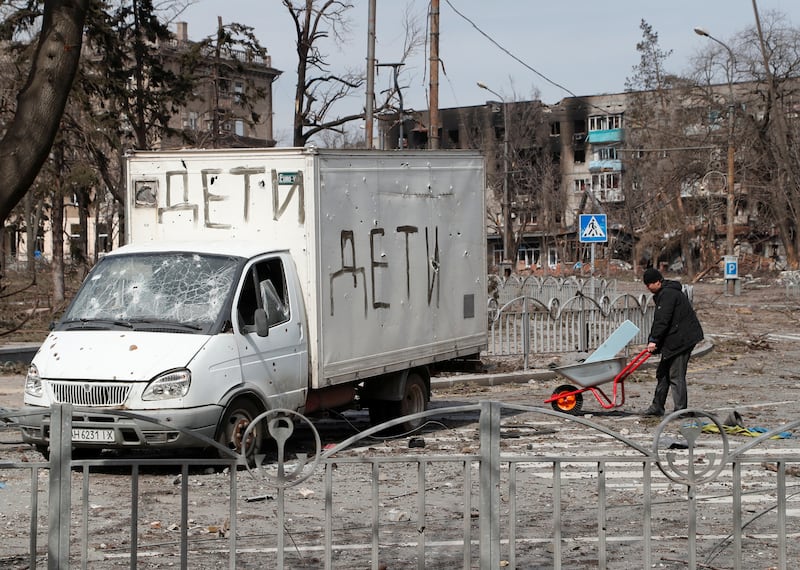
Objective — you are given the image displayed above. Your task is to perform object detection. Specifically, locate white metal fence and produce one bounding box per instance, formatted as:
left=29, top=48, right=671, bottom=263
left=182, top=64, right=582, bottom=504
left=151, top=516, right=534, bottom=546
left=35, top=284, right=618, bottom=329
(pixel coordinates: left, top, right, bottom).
left=487, top=290, right=655, bottom=368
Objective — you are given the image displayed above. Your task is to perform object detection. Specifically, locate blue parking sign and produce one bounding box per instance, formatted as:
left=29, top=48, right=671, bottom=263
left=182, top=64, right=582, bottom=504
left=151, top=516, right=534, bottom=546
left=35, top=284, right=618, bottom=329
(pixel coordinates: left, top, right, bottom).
left=579, top=214, right=607, bottom=243
left=724, top=255, right=738, bottom=279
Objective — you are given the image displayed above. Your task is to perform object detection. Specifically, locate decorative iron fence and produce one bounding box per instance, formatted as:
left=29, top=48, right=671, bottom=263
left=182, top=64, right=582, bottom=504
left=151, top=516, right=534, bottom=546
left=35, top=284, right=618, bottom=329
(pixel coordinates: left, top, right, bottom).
left=488, top=275, right=618, bottom=308
left=1, top=403, right=798, bottom=569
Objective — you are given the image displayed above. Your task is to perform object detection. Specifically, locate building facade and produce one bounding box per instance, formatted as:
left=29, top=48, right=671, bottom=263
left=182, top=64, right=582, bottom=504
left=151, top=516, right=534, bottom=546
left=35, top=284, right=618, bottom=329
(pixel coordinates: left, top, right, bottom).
left=161, top=22, right=281, bottom=149
left=384, top=82, right=781, bottom=275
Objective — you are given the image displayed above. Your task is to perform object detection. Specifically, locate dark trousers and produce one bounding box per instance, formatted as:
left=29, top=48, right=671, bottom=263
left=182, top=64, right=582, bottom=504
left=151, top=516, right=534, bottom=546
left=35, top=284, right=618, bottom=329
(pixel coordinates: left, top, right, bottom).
left=651, top=348, right=692, bottom=413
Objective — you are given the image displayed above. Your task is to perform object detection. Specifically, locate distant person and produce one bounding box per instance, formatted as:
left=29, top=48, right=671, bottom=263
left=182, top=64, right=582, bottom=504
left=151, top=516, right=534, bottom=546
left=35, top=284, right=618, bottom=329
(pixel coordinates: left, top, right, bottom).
left=640, top=268, right=704, bottom=417
left=503, top=267, right=512, bottom=280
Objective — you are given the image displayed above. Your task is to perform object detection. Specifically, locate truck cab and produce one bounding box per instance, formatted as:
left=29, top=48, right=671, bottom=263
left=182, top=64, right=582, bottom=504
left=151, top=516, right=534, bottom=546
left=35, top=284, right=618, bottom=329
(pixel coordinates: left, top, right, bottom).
left=21, top=243, right=308, bottom=457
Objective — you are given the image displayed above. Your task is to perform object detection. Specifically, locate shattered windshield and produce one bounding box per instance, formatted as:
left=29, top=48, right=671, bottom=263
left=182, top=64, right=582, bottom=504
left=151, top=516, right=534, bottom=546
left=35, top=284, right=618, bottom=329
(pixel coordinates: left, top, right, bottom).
left=60, top=252, right=240, bottom=331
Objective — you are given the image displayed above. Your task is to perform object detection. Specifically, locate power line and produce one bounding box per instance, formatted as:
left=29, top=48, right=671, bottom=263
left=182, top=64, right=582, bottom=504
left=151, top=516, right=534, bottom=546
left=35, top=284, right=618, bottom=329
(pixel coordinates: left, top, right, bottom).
left=441, top=0, right=730, bottom=150
left=443, top=0, right=578, bottom=99
left=441, top=0, right=642, bottom=122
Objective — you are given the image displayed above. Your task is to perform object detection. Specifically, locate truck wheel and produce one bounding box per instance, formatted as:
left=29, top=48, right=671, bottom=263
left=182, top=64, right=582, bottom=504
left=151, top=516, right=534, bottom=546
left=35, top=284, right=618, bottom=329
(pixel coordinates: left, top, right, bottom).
left=368, top=374, right=429, bottom=433
left=385, top=373, right=429, bottom=433
left=398, top=373, right=428, bottom=428
left=216, top=398, right=264, bottom=462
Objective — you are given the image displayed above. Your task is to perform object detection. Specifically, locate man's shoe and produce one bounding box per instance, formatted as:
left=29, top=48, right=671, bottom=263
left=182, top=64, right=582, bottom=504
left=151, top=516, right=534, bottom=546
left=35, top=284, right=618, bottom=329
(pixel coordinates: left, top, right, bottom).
left=641, top=407, right=664, bottom=417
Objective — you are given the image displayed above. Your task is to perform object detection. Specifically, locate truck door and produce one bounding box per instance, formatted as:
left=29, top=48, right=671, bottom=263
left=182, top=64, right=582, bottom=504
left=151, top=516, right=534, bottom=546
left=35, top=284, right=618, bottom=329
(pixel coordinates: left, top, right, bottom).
left=234, top=256, right=308, bottom=411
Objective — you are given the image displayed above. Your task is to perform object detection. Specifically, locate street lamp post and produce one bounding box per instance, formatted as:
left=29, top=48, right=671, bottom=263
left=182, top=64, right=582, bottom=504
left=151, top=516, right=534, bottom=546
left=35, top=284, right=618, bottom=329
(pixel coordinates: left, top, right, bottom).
left=477, top=82, right=513, bottom=267
left=694, top=28, right=737, bottom=257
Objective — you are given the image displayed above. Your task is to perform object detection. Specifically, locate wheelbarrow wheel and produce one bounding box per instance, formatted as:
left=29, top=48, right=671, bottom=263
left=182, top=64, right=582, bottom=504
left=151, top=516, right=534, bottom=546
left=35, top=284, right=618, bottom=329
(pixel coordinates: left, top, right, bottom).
left=551, top=384, right=583, bottom=415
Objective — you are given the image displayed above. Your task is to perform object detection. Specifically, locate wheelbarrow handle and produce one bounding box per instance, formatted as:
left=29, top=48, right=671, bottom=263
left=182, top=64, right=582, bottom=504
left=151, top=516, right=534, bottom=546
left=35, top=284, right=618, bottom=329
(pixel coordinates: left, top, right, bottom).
left=614, top=349, right=652, bottom=382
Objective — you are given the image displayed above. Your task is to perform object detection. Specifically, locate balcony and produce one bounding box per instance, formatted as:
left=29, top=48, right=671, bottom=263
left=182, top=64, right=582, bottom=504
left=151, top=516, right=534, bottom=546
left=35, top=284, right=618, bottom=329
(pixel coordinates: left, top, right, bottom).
left=589, top=159, right=623, bottom=172
left=586, top=128, right=623, bottom=144
left=593, top=188, right=625, bottom=203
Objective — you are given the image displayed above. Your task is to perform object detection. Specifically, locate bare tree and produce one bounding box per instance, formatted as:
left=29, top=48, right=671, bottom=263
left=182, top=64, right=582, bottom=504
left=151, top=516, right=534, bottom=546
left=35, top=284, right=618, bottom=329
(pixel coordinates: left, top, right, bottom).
left=624, top=20, right=707, bottom=277
left=505, top=99, right=562, bottom=269
left=738, top=8, right=800, bottom=268
left=466, top=89, right=558, bottom=269
left=684, top=10, right=800, bottom=271
left=283, top=0, right=381, bottom=147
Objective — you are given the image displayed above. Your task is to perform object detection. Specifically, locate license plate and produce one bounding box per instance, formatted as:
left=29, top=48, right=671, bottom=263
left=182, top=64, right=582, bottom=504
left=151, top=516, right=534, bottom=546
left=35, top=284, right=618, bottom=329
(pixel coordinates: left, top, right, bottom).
left=71, top=428, right=115, bottom=443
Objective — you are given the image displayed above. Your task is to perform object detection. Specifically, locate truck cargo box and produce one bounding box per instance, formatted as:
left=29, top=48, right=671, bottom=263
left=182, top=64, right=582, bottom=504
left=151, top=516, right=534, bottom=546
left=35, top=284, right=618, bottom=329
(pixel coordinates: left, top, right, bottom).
left=126, top=148, right=487, bottom=389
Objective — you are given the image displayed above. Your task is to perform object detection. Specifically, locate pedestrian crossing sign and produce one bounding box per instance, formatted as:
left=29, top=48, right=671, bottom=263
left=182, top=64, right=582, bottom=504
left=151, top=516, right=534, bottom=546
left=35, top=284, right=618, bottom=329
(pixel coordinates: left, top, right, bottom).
left=579, top=214, right=608, bottom=243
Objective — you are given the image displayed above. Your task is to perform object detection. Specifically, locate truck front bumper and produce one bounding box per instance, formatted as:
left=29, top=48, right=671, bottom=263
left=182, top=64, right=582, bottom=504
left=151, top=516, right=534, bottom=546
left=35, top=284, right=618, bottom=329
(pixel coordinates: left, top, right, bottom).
left=18, top=404, right=223, bottom=449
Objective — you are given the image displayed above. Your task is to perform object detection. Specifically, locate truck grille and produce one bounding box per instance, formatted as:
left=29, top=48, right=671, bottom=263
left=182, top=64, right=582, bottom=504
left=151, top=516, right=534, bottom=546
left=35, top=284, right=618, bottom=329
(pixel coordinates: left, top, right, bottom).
left=48, top=381, right=132, bottom=406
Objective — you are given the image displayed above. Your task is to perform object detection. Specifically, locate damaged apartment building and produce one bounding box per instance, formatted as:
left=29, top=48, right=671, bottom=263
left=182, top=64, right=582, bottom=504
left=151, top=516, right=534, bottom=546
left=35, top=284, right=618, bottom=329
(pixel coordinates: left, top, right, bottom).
left=385, top=84, right=787, bottom=275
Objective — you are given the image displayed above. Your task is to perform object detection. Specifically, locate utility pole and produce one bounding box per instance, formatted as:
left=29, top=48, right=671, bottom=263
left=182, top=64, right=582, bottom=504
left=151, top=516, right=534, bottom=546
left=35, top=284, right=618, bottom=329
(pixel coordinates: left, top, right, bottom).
left=364, top=0, right=376, bottom=149
left=428, top=0, right=440, bottom=149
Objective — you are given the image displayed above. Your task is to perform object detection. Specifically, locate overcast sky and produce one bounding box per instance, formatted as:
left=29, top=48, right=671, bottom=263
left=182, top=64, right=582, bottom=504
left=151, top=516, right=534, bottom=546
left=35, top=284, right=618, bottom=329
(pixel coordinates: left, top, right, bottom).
left=177, top=0, right=800, bottom=145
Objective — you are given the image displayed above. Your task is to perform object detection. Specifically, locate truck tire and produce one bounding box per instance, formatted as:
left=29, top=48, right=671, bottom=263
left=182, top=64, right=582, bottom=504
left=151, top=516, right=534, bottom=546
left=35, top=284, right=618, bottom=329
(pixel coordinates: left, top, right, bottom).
left=367, top=372, right=430, bottom=433
left=398, top=373, right=428, bottom=430
left=216, top=398, right=264, bottom=462
left=370, top=373, right=429, bottom=433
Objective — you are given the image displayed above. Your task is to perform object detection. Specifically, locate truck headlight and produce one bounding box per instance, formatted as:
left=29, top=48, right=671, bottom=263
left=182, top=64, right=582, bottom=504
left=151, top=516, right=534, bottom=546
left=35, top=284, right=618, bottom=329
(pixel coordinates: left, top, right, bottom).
left=142, top=369, right=191, bottom=401
left=25, top=364, right=43, bottom=397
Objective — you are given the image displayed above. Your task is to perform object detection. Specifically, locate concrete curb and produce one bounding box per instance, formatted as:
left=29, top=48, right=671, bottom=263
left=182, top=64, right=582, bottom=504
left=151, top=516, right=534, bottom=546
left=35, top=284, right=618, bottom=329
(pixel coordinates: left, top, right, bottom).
left=0, top=343, right=39, bottom=364
left=431, top=340, right=715, bottom=389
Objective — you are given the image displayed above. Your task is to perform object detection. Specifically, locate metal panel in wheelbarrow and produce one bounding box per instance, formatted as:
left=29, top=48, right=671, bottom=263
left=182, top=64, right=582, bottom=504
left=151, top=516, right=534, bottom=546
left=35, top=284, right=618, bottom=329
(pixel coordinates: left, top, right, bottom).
left=554, top=356, right=627, bottom=388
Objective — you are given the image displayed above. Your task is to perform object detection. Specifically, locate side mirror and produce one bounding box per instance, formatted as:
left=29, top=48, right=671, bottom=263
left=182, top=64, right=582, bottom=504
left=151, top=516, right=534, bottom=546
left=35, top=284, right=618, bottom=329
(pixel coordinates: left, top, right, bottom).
left=254, top=308, right=269, bottom=337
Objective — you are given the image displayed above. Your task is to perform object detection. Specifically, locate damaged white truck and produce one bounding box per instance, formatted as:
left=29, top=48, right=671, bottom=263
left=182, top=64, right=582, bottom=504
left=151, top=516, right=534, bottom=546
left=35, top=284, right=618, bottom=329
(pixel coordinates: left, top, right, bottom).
left=20, top=147, right=487, bottom=457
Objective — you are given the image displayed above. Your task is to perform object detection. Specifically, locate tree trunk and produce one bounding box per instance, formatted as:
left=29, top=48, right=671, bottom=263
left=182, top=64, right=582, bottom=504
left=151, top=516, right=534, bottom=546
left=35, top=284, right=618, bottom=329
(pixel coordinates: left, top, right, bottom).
left=0, top=0, right=89, bottom=224
left=24, top=192, right=43, bottom=279
left=51, top=188, right=65, bottom=304
left=50, top=143, right=67, bottom=303
left=77, top=185, right=90, bottom=273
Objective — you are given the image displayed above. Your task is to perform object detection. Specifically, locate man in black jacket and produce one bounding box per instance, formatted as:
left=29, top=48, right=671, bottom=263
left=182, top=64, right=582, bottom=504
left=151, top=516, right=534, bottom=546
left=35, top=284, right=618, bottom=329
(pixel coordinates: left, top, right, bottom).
left=641, top=268, right=704, bottom=416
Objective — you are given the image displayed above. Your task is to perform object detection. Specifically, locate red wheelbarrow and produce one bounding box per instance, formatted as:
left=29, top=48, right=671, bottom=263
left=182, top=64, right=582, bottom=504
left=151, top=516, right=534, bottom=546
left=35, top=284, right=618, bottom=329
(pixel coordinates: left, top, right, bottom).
left=544, top=349, right=651, bottom=415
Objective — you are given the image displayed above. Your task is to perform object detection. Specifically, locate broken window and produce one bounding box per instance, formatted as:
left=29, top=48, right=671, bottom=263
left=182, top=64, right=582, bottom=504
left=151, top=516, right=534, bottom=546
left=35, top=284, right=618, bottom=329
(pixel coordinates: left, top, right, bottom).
left=589, top=114, right=623, bottom=131
left=592, top=173, right=621, bottom=190
left=60, top=252, right=240, bottom=329
left=573, top=178, right=589, bottom=193
left=237, top=257, right=290, bottom=333
left=596, top=147, right=619, bottom=160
